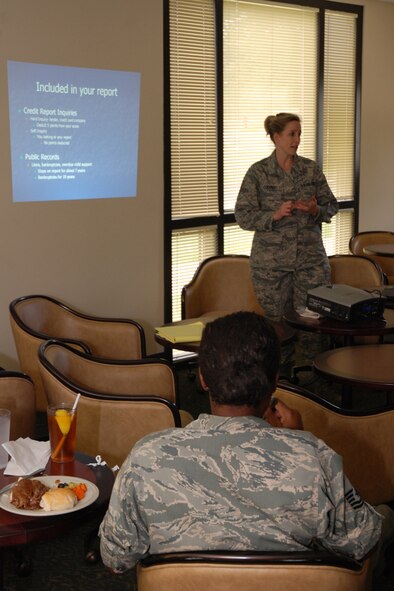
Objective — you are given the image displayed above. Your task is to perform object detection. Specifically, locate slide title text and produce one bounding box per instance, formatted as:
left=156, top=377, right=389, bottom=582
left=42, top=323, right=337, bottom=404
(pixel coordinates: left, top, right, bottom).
left=36, top=82, right=118, bottom=98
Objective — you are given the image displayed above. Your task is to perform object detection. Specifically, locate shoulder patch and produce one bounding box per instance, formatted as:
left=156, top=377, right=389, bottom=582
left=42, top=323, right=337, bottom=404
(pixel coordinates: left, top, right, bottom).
left=345, top=488, right=364, bottom=510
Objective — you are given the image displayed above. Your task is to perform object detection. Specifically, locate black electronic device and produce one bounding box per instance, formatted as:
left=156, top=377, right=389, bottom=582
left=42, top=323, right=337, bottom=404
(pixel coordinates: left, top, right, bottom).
left=306, top=284, right=385, bottom=322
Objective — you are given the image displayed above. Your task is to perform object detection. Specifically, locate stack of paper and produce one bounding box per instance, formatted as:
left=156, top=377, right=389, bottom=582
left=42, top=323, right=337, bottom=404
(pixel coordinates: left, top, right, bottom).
left=155, top=321, right=204, bottom=343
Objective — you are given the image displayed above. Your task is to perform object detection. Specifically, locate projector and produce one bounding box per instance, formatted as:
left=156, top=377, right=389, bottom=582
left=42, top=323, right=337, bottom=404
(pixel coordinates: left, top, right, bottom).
left=306, top=284, right=385, bottom=322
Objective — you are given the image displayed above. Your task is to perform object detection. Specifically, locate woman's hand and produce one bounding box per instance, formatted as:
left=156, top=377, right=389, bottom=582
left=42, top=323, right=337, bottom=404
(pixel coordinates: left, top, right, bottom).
left=293, top=195, right=318, bottom=216
left=264, top=399, right=304, bottom=430
left=272, top=200, right=294, bottom=221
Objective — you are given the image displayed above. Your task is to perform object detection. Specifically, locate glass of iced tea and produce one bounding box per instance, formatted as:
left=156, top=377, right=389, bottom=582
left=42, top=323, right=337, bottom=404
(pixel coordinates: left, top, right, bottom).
left=47, top=403, right=77, bottom=463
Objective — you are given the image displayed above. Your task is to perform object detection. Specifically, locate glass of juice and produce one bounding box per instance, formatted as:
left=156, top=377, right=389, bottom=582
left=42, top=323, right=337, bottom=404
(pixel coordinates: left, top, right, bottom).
left=47, top=403, right=77, bottom=463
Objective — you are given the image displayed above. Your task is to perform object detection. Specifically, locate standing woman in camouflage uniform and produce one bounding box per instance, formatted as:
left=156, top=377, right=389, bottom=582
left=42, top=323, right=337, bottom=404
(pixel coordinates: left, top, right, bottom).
left=235, top=112, right=338, bottom=371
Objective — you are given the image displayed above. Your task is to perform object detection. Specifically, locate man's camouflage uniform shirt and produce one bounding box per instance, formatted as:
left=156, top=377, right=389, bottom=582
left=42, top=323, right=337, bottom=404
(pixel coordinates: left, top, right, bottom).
left=99, top=414, right=381, bottom=573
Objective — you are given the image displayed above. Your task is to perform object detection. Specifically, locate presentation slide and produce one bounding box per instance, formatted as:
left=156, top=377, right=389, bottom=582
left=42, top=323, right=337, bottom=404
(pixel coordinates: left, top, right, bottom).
left=7, top=61, right=141, bottom=202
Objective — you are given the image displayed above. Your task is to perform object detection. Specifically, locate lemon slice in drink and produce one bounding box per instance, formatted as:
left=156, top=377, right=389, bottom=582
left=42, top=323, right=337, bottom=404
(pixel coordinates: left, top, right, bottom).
left=55, top=409, right=71, bottom=435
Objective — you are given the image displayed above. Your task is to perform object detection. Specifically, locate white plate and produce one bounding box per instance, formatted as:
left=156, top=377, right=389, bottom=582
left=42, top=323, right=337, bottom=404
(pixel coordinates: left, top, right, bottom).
left=0, top=476, right=99, bottom=517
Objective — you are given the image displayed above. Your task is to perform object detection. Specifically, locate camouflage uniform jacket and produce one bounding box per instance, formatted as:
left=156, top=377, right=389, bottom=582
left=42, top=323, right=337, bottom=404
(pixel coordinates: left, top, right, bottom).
left=234, top=151, right=338, bottom=271
left=99, top=414, right=381, bottom=573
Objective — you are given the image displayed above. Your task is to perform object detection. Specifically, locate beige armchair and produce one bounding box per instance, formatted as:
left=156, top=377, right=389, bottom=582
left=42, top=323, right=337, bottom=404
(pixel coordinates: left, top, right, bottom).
left=9, top=294, right=146, bottom=411
left=38, top=340, right=193, bottom=467
left=137, top=550, right=372, bottom=591
left=182, top=255, right=264, bottom=319
left=349, top=231, right=394, bottom=284
left=0, top=371, right=36, bottom=440
left=137, top=384, right=386, bottom=591
left=274, top=382, right=394, bottom=506
left=329, top=254, right=385, bottom=288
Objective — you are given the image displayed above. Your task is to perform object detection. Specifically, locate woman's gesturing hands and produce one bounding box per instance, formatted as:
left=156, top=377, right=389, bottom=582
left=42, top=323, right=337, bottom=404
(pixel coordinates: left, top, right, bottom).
left=272, top=200, right=294, bottom=221
left=273, top=196, right=318, bottom=221
left=293, top=195, right=318, bottom=216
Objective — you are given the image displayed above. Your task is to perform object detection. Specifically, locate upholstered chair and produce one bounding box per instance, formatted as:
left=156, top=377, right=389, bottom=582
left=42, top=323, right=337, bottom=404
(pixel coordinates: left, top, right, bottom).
left=329, top=254, right=385, bottom=289
left=38, top=340, right=193, bottom=467
left=10, top=294, right=146, bottom=411
left=274, top=382, right=394, bottom=506
left=0, top=371, right=36, bottom=440
left=137, top=550, right=372, bottom=591
left=182, top=255, right=264, bottom=319
left=349, top=231, right=394, bottom=284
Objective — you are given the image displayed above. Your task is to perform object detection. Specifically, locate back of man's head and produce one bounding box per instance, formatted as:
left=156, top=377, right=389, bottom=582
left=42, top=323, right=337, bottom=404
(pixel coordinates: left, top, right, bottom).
left=199, top=311, right=281, bottom=408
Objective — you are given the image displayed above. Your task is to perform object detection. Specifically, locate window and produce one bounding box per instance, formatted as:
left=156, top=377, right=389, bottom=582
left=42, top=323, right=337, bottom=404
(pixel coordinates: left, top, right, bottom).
left=223, top=1, right=318, bottom=211
left=164, top=0, right=363, bottom=321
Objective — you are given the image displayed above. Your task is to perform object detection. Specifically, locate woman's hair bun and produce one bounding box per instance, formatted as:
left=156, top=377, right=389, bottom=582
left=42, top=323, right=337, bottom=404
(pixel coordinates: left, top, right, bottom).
left=264, top=112, right=300, bottom=141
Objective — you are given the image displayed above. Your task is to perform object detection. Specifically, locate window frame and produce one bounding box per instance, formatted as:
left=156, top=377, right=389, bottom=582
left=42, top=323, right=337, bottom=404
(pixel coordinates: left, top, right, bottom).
left=163, top=0, right=363, bottom=322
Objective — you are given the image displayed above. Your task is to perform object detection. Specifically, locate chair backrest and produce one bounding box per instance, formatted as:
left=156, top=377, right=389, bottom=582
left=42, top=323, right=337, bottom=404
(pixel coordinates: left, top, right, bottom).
left=9, top=295, right=146, bottom=411
left=0, top=371, right=36, bottom=440
left=181, top=255, right=264, bottom=319
left=274, top=383, right=394, bottom=506
left=349, top=231, right=394, bottom=283
left=38, top=342, right=185, bottom=467
left=39, top=340, right=179, bottom=405
left=328, top=255, right=385, bottom=344
left=137, top=551, right=371, bottom=591
left=329, top=254, right=384, bottom=288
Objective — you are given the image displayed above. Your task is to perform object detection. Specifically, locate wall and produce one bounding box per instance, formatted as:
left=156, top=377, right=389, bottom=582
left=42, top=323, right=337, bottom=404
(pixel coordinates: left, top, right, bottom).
left=0, top=0, right=164, bottom=367
left=359, top=0, right=394, bottom=230
left=0, top=0, right=393, bottom=369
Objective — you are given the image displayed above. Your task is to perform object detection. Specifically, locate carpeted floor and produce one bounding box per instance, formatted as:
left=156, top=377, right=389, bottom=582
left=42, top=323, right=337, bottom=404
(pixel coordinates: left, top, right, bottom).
left=2, top=362, right=393, bottom=590
left=3, top=518, right=136, bottom=590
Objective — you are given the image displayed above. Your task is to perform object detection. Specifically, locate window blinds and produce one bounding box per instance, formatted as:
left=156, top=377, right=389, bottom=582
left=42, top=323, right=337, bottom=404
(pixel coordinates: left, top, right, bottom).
left=323, top=10, right=357, bottom=201
left=167, top=0, right=360, bottom=321
left=223, top=0, right=318, bottom=211
left=169, top=0, right=218, bottom=219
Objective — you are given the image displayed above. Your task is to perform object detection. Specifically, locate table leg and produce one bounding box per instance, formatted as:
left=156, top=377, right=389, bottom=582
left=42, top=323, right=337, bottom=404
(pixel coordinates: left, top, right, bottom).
left=0, top=550, right=4, bottom=591
left=341, top=385, right=353, bottom=409
left=14, top=547, right=33, bottom=577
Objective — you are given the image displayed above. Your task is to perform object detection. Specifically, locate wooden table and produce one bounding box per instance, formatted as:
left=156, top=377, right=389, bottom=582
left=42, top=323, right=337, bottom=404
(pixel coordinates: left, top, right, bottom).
left=284, top=308, right=394, bottom=346
left=155, top=313, right=296, bottom=354
left=0, top=453, right=114, bottom=587
left=313, top=344, right=394, bottom=408
left=363, top=243, right=394, bottom=257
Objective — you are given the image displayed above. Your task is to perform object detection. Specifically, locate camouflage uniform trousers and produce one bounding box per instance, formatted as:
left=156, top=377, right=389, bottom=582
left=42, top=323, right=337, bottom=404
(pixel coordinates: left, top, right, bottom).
left=251, top=255, right=331, bottom=375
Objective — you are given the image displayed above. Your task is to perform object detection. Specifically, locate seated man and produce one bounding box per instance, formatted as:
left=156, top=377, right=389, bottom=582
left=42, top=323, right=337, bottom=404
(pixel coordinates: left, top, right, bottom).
left=99, top=311, right=382, bottom=574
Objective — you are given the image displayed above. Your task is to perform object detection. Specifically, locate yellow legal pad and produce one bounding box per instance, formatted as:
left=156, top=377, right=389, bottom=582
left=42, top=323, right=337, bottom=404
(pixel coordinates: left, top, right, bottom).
left=155, top=321, right=204, bottom=343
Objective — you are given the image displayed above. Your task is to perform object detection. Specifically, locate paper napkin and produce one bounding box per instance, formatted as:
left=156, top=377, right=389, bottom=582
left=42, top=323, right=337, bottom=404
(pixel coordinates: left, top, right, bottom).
left=295, top=307, right=320, bottom=319
left=2, top=437, right=51, bottom=476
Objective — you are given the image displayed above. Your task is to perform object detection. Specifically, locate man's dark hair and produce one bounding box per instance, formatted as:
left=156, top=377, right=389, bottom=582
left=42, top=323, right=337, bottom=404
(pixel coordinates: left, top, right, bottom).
left=199, top=311, right=281, bottom=407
